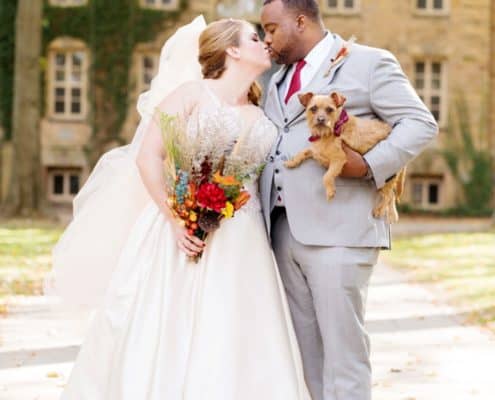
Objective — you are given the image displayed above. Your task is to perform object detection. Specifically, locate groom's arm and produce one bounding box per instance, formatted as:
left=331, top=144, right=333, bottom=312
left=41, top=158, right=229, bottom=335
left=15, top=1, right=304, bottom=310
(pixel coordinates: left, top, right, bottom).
left=361, top=49, right=439, bottom=189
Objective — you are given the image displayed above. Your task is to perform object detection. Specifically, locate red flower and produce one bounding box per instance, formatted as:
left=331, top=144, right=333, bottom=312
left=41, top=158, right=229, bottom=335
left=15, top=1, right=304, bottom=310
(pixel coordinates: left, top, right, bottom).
left=196, top=183, right=227, bottom=213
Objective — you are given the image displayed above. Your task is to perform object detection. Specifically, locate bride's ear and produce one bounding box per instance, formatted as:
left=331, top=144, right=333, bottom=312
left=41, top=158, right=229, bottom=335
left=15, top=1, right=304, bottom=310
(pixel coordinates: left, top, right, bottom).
left=226, top=46, right=241, bottom=60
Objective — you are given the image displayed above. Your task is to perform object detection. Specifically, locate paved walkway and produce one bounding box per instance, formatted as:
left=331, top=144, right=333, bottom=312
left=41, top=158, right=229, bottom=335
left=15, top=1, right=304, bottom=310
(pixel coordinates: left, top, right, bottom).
left=1, top=261, right=494, bottom=400
left=391, top=216, right=493, bottom=237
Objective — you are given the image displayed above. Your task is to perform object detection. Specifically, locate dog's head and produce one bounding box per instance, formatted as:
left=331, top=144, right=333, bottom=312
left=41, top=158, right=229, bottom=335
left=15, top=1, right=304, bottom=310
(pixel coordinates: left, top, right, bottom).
left=298, top=91, right=347, bottom=138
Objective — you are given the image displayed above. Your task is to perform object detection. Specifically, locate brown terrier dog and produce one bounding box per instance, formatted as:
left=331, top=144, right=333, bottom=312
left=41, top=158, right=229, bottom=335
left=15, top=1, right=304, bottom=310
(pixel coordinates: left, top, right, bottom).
left=285, top=91, right=406, bottom=223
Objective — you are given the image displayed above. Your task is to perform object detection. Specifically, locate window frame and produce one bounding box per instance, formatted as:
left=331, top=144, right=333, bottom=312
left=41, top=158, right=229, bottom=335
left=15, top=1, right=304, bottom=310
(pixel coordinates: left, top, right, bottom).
left=47, top=167, right=83, bottom=203
left=137, top=52, right=160, bottom=95
left=409, top=176, right=444, bottom=209
left=322, top=0, right=361, bottom=15
left=139, top=0, right=180, bottom=11
left=47, top=39, right=89, bottom=121
left=413, top=58, right=448, bottom=128
left=413, top=0, right=450, bottom=17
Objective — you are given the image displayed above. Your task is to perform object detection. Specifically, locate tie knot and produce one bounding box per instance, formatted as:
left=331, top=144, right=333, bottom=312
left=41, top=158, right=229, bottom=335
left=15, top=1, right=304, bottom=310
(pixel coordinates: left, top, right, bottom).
left=295, top=59, right=306, bottom=71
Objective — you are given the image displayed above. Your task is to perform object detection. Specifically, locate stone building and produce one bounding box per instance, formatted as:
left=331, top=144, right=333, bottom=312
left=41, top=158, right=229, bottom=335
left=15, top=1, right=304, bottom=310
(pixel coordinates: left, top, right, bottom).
left=1, top=0, right=493, bottom=215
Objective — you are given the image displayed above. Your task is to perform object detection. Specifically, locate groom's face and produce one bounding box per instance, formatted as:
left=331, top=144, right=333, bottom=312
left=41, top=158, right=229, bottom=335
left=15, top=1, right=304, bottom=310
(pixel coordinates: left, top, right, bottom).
left=261, top=1, right=300, bottom=65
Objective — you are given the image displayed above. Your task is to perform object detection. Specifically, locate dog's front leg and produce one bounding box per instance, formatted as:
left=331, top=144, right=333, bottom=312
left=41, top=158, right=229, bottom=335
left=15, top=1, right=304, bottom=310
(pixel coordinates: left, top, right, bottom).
left=285, top=148, right=313, bottom=168
left=322, top=149, right=347, bottom=200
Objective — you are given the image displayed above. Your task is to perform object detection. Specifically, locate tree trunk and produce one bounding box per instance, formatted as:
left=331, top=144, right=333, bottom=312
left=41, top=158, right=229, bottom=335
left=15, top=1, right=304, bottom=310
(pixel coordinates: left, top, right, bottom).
left=1, top=0, right=43, bottom=217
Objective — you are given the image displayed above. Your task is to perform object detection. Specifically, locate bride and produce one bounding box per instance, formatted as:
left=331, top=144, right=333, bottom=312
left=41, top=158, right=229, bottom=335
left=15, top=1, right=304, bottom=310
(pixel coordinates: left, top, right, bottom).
left=45, top=16, right=311, bottom=400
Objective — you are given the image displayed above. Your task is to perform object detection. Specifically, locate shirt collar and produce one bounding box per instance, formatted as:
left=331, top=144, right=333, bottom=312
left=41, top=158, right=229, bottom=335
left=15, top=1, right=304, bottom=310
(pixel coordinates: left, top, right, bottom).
left=303, top=31, right=334, bottom=69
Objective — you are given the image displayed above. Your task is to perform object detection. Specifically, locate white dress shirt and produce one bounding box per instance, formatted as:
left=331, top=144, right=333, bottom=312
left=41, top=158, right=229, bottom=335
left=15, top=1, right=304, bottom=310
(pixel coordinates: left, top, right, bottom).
left=278, top=32, right=334, bottom=102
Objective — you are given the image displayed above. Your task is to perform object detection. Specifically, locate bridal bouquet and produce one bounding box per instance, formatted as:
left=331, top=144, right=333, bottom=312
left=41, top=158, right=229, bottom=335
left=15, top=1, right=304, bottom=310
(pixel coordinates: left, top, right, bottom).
left=159, top=112, right=263, bottom=262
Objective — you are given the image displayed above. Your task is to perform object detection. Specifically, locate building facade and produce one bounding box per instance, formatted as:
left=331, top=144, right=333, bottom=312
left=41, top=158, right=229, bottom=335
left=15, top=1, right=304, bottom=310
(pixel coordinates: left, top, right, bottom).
left=1, top=0, right=493, bottom=216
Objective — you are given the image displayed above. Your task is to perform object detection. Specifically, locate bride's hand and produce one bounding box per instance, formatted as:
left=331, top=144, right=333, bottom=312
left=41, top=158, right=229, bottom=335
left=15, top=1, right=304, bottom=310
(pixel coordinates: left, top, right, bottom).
left=170, top=219, right=205, bottom=257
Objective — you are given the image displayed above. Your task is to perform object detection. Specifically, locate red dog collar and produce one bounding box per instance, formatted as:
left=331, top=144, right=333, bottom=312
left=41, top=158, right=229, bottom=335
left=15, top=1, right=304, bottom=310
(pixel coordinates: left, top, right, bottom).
left=333, top=109, right=349, bottom=137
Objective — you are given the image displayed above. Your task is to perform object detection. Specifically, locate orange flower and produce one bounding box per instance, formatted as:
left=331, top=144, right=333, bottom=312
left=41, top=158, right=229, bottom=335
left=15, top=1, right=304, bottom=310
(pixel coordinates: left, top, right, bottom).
left=189, top=182, right=197, bottom=203
left=233, top=191, right=251, bottom=210
left=213, top=171, right=240, bottom=186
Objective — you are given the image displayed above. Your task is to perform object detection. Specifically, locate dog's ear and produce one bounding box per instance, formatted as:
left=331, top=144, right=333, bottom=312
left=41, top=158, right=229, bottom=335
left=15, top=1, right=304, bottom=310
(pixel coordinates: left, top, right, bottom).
left=330, top=92, right=347, bottom=108
left=298, top=92, right=314, bottom=108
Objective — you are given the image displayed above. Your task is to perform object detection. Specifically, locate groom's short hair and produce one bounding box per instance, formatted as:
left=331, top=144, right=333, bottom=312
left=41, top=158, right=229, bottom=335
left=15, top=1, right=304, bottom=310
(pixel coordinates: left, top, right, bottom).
left=263, top=0, right=321, bottom=21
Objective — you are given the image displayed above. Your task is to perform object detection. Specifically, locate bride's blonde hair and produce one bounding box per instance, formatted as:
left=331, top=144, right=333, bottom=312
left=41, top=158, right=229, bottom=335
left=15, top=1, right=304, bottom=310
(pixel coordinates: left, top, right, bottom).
left=198, top=19, right=262, bottom=106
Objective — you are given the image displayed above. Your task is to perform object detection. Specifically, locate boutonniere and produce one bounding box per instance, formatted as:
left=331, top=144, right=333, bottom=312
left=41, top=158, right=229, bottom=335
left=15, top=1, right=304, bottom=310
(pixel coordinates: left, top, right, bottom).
left=324, top=35, right=357, bottom=78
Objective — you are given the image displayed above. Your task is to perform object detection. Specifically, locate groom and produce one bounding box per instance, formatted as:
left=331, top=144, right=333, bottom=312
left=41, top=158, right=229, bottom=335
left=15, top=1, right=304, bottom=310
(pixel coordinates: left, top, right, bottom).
left=260, top=1, right=438, bottom=399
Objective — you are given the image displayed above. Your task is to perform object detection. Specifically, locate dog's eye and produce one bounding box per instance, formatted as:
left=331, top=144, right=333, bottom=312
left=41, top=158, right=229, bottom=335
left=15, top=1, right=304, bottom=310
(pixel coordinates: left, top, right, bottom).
left=326, top=107, right=334, bottom=113
left=310, top=106, right=318, bottom=113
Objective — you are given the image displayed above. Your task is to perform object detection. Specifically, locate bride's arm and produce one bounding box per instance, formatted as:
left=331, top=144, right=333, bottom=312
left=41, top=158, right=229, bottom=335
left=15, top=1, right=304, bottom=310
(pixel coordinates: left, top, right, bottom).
left=136, top=81, right=204, bottom=256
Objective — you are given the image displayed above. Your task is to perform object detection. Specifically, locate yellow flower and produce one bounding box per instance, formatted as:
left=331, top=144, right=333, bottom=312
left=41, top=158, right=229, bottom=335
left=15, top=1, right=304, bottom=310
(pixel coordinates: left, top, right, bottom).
left=221, top=202, right=234, bottom=218
left=189, top=211, right=198, bottom=222
left=213, top=171, right=240, bottom=186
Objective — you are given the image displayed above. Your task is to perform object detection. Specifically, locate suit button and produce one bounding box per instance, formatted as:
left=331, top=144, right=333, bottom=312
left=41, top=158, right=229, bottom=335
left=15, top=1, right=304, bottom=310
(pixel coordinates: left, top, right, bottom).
left=284, top=118, right=288, bottom=123
left=275, top=169, right=280, bottom=174
left=277, top=186, right=282, bottom=191
left=276, top=150, right=281, bottom=156
left=284, top=126, right=290, bottom=133
left=269, top=155, right=274, bottom=162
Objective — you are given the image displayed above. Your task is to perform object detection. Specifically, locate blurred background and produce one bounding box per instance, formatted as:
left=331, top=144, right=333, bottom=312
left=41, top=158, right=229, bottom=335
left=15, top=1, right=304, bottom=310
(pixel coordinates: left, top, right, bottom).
left=0, top=1, right=494, bottom=399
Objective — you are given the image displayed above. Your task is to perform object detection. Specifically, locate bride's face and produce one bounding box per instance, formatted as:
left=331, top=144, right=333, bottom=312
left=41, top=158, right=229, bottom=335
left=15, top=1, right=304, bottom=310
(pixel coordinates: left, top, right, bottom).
left=236, top=23, right=272, bottom=73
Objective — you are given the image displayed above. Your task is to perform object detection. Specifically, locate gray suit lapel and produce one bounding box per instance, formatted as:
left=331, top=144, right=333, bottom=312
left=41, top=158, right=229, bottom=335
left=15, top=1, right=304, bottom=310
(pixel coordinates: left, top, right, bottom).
left=264, top=65, right=290, bottom=127
left=285, top=34, right=349, bottom=125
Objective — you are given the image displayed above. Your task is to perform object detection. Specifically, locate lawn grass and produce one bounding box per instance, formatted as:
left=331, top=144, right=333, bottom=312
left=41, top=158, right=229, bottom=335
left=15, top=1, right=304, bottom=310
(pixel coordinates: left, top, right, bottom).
left=382, top=230, right=495, bottom=330
left=1, top=217, right=494, bottom=332
left=0, top=219, right=64, bottom=299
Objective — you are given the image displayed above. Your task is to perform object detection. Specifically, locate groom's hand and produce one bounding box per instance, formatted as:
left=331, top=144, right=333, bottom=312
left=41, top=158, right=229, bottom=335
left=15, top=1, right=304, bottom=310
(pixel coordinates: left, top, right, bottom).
left=340, top=143, right=369, bottom=178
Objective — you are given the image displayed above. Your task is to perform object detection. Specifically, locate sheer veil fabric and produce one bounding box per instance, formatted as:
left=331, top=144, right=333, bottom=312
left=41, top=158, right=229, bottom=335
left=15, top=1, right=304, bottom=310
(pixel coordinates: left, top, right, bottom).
left=43, top=16, right=207, bottom=307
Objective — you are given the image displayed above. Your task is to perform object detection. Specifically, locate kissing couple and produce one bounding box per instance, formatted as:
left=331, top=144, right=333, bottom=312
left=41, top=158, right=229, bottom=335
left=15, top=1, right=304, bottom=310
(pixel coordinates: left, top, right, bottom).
left=46, top=1, right=437, bottom=399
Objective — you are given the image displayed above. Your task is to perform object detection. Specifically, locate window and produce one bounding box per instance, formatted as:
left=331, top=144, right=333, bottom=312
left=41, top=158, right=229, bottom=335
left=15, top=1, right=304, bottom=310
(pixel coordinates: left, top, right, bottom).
left=140, top=0, right=179, bottom=11
left=410, top=176, right=443, bottom=208
left=47, top=168, right=82, bottom=203
left=216, top=0, right=262, bottom=19
left=414, top=60, right=446, bottom=126
left=138, top=53, right=160, bottom=94
left=415, top=0, right=449, bottom=15
left=324, top=0, right=360, bottom=14
left=49, top=0, right=87, bottom=6
left=48, top=41, right=89, bottom=120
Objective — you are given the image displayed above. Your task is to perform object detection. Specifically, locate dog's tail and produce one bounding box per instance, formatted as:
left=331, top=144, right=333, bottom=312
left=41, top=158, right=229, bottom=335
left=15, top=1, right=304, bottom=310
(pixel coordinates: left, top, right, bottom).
left=395, top=167, right=407, bottom=203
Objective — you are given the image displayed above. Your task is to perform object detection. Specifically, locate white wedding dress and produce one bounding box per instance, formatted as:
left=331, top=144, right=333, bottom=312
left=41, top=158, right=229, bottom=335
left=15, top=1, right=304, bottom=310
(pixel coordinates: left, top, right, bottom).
left=57, top=85, right=312, bottom=399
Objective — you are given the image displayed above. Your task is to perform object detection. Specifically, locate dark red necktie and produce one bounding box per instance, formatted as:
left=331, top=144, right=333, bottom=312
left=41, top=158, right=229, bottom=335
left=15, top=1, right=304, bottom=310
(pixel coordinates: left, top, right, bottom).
left=284, top=59, right=306, bottom=104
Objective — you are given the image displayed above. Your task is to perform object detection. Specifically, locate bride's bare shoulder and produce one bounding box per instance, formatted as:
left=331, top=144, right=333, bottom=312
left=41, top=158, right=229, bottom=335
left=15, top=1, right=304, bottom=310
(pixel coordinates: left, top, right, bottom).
left=157, top=80, right=203, bottom=115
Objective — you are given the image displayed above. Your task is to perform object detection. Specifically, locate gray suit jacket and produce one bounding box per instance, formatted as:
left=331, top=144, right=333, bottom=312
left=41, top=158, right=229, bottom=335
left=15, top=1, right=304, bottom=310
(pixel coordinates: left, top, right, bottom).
left=260, top=34, right=438, bottom=248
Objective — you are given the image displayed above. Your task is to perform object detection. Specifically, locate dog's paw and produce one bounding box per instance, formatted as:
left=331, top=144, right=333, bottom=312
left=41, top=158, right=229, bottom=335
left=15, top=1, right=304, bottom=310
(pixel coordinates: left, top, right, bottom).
left=372, top=206, right=385, bottom=219
left=326, top=188, right=336, bottom=200
left=284, top=160, right=297, bottom=168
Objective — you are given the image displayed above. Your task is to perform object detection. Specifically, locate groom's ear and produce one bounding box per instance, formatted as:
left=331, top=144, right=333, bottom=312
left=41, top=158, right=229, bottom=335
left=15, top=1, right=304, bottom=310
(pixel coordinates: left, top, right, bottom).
left=226, top=46, right=241, bottom=60
left=298, top=92, right=314, bottom=108
left=296, top=15, right=306, bottom=31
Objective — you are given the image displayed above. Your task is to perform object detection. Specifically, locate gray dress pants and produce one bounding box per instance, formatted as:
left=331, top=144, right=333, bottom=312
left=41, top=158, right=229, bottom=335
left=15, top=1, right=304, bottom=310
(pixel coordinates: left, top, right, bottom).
left=271, top=208, right=379, bottom=400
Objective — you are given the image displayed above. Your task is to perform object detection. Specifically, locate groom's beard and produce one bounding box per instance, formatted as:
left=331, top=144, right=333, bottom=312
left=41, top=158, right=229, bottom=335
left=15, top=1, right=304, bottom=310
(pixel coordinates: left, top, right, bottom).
left=268, top=46, right=288, bottom=65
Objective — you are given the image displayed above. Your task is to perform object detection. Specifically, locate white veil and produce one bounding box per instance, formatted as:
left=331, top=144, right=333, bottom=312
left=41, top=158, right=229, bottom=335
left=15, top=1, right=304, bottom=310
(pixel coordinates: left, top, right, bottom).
left=43, top=15, right=206, bottom=307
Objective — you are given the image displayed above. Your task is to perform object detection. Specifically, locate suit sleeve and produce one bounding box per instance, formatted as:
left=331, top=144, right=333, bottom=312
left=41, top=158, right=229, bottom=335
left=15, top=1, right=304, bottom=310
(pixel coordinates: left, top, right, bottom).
left=363, top=49, right=439, bottom=189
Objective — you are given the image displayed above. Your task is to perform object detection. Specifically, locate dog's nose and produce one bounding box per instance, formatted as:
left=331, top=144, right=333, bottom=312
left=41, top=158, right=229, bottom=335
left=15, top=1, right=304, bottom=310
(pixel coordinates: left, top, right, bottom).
left=317, top=116, right=326, bottom=123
